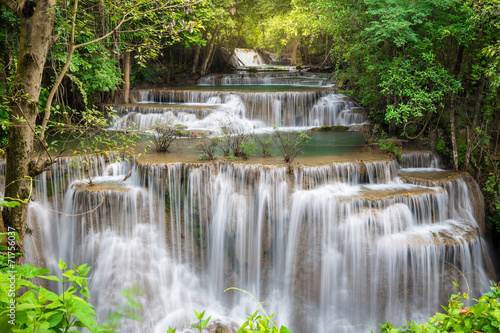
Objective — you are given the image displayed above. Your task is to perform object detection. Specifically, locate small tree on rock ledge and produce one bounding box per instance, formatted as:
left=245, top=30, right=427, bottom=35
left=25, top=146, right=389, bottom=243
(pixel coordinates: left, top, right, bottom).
left=272, top=125, right=311, bottom=167
left=149, top=120, right=188, bottom=152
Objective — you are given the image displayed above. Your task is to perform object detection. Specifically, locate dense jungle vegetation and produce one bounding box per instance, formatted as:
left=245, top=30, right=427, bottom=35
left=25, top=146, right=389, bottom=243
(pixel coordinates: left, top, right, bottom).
left=2, top=0, right=500, bottom=330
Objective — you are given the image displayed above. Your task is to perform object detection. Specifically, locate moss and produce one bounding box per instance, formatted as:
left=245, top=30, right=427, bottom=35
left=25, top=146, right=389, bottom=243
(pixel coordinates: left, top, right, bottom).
left=311, top=126, right=349, bottom=132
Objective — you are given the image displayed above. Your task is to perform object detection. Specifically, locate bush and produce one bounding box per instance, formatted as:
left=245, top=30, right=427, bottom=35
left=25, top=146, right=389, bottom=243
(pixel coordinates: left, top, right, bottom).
left=272, top=126, right=311, bottom=164
left=218, top=121, right=254, bottom=159
left=149, top=119, right=187, bottom=152
left=377, top=132, right=402, bottom=162
left=254, top=134, right=273, bottom=157
left=196, top=137, right=220, bottom=161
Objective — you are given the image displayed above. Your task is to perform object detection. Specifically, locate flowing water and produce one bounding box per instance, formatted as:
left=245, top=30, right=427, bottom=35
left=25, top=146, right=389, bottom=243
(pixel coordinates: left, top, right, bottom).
left=22, top=71, right=494, bottom=333
left=112, top=76, right=366, bottom=131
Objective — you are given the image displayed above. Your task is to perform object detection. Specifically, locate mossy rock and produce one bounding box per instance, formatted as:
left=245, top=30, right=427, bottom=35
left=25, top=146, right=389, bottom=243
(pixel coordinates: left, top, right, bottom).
left=311, top=126, right=349, bottom=132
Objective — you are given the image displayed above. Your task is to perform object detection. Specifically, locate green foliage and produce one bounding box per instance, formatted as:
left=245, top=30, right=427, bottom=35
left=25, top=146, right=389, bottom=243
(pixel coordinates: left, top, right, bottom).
left=435, top=140, right=447, bottom=155
left=0, top=255, right=99, bottom=333
left=60, top=107, right=143, bottom=184
left=218, top=122, right=255, bottom=159
left=272, top=125, right=311, bottom=164
left=196, top=137, right=220, bottom=161
left=378, top=284, right=500, bottom=333
left=239, top=139, right=256, bottom=160
left=189, top=310, right=211, bottom=332
left=237, top=311, right=293, bottom=333
left=225, top=287, right=292, bottom=333
left=377, top=132, right=402, bottom=162
left=380, top=53, right=461, bottom=126
left=485, top=171, right=500, bottom=212
left=149, top=119, right=188, bottom=153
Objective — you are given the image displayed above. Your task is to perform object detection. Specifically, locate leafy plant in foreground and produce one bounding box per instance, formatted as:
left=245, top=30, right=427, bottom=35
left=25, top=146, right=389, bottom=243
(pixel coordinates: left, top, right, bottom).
left=225, top=287, right=292, bottom=333
left=189, top=309, right=211, bottom=332
left=378, top=284, right=500, bottom=333
left=0, top=257, right=99, bottom=333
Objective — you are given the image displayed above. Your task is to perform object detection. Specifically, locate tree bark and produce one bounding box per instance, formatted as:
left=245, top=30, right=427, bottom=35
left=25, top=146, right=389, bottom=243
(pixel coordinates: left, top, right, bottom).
left=123, top=51, right=131, bottom=103
left=39, top=0, right=78, bottom=141
left=464, top=75, right=486, bottom=171
left=290, top=36, right=300, bottom=66
left=192, top=45, right=201, bottom=74
left=200, top=25, right=220, bottom=76
left=450, top=95, right=459, bottom=171
left=3, top=0, right=57, bottom=252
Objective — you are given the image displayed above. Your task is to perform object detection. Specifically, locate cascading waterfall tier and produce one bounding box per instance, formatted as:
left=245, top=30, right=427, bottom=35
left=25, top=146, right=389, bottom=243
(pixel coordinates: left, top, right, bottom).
left=125, top=88, right=366, bottom=129
left=198, top=73, right=331, bottom=86
left=111, top=104, right=217, bottom=131
left=23, top=156, right=492, bottom=333
left=401, top=151, right=440, bottom=169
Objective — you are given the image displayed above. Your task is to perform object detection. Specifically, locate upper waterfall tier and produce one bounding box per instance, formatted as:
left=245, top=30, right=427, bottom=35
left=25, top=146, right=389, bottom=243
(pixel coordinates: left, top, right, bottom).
left=125, top=88, right=367, bottom=129
left=198, top=73, right=332, bottom=86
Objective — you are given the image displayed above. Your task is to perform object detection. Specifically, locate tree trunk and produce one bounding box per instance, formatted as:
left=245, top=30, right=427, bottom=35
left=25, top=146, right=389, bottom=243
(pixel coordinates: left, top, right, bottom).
left=2, top=0, right=56, bottom=253
left=290, top=36, right=300, bottom=66
left=200, top=25, right=220, bottom=76
left=302, top=43, right=309, bottom=65
left=123, top=51, right=131, bottom=103
left=450, top=95, right=459, bottom=171
left=464, top=75, right=486, bottom=171
left=192, top=45, right=201, bottom=74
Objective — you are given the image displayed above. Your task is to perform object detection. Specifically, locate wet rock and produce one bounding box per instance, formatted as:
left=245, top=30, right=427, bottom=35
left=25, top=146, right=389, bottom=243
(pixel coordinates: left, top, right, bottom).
left=204, top=319, right=239, bottom=333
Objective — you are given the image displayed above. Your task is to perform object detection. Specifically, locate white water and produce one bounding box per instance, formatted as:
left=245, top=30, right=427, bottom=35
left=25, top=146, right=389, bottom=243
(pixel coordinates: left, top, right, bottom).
left=21, top=154, right=492, bottom=333
left=198, top=73, right=332, bottom=86
left=113, top=89, right=367, bottom=132
left=228, top=48, right=267, bottom=68
left=17, top=74, right=493, bottom=333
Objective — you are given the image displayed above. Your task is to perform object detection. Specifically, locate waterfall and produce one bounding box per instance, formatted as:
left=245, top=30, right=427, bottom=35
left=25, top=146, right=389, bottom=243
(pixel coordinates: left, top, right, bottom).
left=124, top=89, right=366, bottom=129
left=197, top=73, right=331, bottom=86
left=228, top=48, right=268, bottom=67
left=401, top=152, right=440, bottom=169
left=22, top=156, right=492, bottom=333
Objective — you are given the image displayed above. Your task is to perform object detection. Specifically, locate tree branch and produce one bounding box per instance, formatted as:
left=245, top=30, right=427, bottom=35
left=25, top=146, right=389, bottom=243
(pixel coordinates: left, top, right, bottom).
left=0, top=0, right=16, bottom=12
left=39, top=0, right=79, bottom=141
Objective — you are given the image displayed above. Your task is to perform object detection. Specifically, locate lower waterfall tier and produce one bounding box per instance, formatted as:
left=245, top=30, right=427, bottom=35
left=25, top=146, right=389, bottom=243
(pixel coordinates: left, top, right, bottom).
left=25, top=159, right=493, bottom=333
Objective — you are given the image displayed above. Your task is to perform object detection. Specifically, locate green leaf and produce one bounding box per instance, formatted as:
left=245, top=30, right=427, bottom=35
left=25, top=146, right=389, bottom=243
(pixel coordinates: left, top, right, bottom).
left=71, top=309, right=98, bottom=333
left=280, top=326, right=293, bottom=333
left=46, top=312, right=64, bottom=328
left=40, top=275, right=61, bottom=283
left=194, top=310, right=205, bottom=320
left=58, top=259, right=67, bottom=271
left=200, top=316, right=211, bottom=329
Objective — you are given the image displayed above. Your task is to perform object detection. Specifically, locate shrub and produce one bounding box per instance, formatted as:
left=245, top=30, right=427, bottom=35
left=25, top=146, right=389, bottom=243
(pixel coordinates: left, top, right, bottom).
left=254, top=134, right=273, bottom=157
left=272, top=126, right=311, bottom=164
left=196, top=137, right=220, bottom=161
left=149, top=119, right=187, bottom=152
left=377, top=132, right=402, bottom=162
left=218, top=121, right=254, bottom=159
